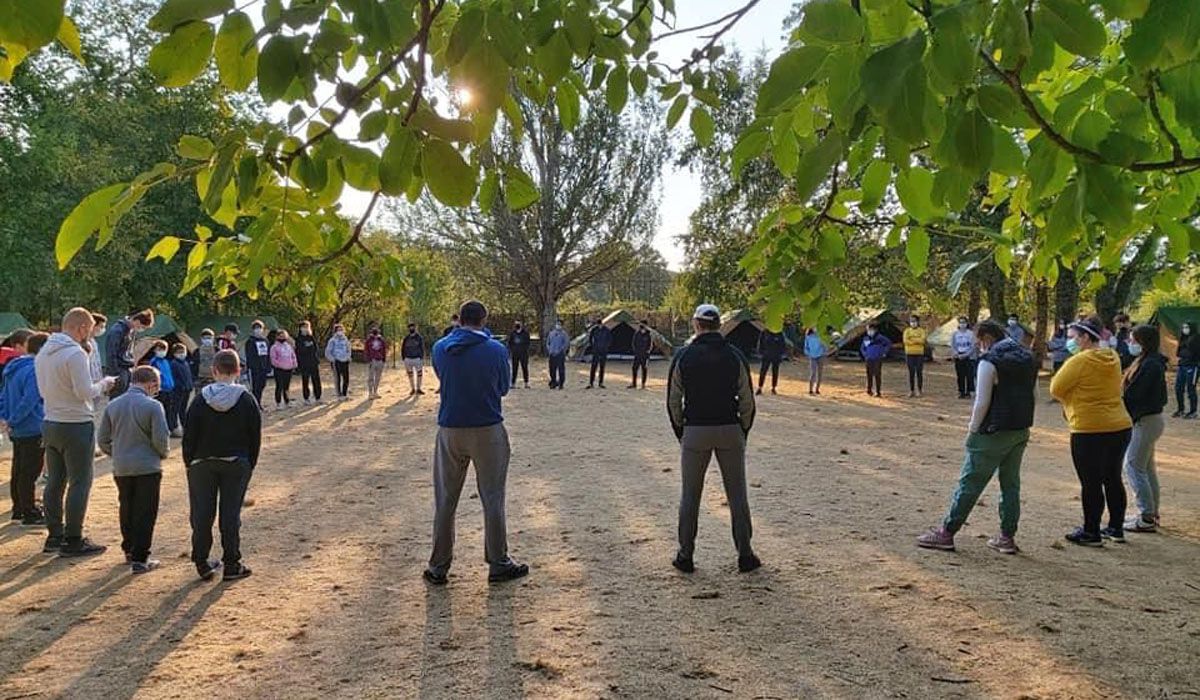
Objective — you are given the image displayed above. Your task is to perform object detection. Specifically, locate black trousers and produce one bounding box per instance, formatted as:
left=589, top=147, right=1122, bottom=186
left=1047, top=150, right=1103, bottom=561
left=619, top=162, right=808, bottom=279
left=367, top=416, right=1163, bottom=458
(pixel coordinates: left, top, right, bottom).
left=299, top=365, right=322, bottom=400
left=906, top=355, right=925, bottom=392
left=632, top=354, right=649, bottom=386
left=865, top=359, right=883, bottom=395
left=548, top=354, right=566, bottom=388
left=954, top=358, right=977, bottom=395
left=758, top=358, right=781, bottom=389
left=115, top=472, right=161, bottom=563
left=249, top=369, right=268, bottom=405
left=9, top=436, right=43, bottom=518
left=274, top=368, right=293, bottom=404
left=158, top=390, right=178, bottom=431
left=333, top=361, right=350, bottom=396
left=511, top=353, right=529, bottom=384
left=1070, top=429, right=1132, bottom=534
left=589, top=353, right=608, bottom=386
left=187, top=458, right=252, bottom=567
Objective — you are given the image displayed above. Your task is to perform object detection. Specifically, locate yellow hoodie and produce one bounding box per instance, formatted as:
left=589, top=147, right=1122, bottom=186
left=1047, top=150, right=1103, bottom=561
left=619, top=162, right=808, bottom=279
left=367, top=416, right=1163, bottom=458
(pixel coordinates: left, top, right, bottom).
left=903, top=326, right=927, bottom=355
left=1049, top=348, right=1133, bottom=433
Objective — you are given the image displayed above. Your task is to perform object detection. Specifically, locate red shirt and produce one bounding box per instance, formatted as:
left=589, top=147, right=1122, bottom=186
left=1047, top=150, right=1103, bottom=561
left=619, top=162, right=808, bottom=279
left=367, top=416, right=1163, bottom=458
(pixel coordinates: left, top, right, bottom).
left=364, top=334, right=387, bottom=362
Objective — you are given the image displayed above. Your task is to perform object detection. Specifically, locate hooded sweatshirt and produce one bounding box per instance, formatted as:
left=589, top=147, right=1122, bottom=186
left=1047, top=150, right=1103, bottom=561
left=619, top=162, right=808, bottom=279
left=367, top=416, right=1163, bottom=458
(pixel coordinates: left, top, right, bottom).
left=804, top=332, right=827, bottom=359
left=0, top=355, right=44, bottom=438
left=1123, top=352, right=1168, bottom=422
left=35, top=332, right=108, bottom=423
left=149, top=356, right=176, bottom=393
left=296, top=333, right=321, bottom=368
left=861, top=333, right=892, bottom=361
left=364, top=333, right=387, bottom=362
left=97, top=385, right=169, bottom=477
left=545, top=327, right=570, bottom=356
left=270, top=340, right=298, bottom=370
left=1049, top=348, right=1133, bottom=433
left=325, top=333, right=352, bottom=362
left=182, top=381, right=262, bottom=467
left=432, top=327, right=510, bottom=428
left=951, top=328, right=977, bottom=359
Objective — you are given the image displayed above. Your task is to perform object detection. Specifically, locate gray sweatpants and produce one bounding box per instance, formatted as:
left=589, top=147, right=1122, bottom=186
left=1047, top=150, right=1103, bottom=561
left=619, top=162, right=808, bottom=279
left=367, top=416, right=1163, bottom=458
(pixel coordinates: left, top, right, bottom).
left=678, top=424, right=754, bottom=559
left=428, top=423, right=512, bottom=576
left=1123, top=413, right=1165, bottom=519
left=42, top=421, right=96, bottom=539
left=367, top=360, right=384, bottom=396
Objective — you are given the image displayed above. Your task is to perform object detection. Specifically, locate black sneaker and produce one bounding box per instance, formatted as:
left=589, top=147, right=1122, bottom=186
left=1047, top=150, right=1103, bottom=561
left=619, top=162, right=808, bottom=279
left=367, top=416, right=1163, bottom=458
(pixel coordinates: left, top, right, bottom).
left=737, top=554, right=763, bottom=573
left=488, top=560, right=529, bottom=583
left=1186, top=412, right=1198, bottom=420
left=196, top=559, right=223, bottom=581
left=423, top=568, right=448, bottom=585
left=21, top=509, right=46, bottom=527
left=1171, top=409, right=1184, bottom=418
left=59, top=537, right=107, bottom=558
left=1065, top=527, right=1103, bottom=547
left=223, top=563, right=252, bottom=581
left=43, top=535, right=65, bottom=553
left=671, top=555, right=695, bottom=573
left=1100, top=527, right=1126, bottom=543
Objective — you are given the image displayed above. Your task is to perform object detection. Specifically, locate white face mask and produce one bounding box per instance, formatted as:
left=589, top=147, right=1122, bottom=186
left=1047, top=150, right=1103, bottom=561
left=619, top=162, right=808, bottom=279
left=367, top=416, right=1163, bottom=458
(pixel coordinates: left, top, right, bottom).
left=154, top=350, right=167, bottom=359
left=909, top=321, right=919, bottom=328
left=93, top=326, right=106, bottom=338
left=1183, top=326, right=1192, bottom=335
left=201, top=337, right=214, bottom=346
left=867, top=330, right=876, bottom=338
left=174, top=352, right=186, bottom=360
left=1128, top=342, right=1142, bottom=357
left=958, top=323, right=967, bottom=330
left=253, top=328, right=264, bottom=337
left=1008, top=319, right=1018, bottom=326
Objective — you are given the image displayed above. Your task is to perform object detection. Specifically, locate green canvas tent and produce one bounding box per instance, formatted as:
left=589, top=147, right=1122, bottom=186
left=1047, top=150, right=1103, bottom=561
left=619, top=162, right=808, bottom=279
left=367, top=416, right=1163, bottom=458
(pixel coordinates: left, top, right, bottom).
left=0, top=312, right=33, bottom=339
left=832, top=309, right=906, bottom=361
left=719, top=309, right=767, bottom=358
left=1150, top=306, right=1200, bottom=338
left=570, top=310, right=674, bottom=360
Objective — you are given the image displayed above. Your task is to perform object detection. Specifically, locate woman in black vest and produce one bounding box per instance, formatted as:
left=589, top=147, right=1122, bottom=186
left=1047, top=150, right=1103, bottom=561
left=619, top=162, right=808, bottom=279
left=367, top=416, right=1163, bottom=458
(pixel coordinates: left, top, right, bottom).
left=1122, top=325, right=1168, bottom=532
left=918, top=319, right=1037, bottom=554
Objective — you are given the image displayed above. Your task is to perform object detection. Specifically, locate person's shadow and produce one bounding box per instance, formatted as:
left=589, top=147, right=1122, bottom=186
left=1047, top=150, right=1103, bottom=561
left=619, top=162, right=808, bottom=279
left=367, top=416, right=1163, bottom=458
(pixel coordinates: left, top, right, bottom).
left=418, top=584, right=455, bottom=699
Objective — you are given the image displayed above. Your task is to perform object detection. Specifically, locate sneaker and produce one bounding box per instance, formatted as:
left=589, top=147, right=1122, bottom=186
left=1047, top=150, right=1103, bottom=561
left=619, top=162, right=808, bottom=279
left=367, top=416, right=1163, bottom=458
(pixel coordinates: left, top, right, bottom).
left=598, top=384, right=606, bottom=389
left=986, top=533, right=1019, bottom=555
left=1100, top=527, right=1126, bottom=543
left=671, top=554, right=695, bottom=573
left=43, top=535, right=64, bottom=553
left=771, top=388, right=777, bottom=395
left=1124, top=516, right=1157, bottom=533
left=21, top=508, right=45, bottom=527
left=1065, top=527, right=1103, bottom=547
left=916, top=527, right=955, bottom=551
left=488, top=560, right=529, bottom=583
left=131, top=559, right=161, bottom=575
left=423, top=568, right=448, bottom=585
left=909, top=391, right=916, bottom=398
left=1186, top=412, right=1198, bottom=420
left=737, top=553, right=762, bottom=573
left=10, top=511, right=21, bottom=521
left=59, top=537, right=107, bottom=558
left=1171, top=409, right=1184, bottom=418
left=196, top=559, right=223, bottom=581
left=628, top=384, right=637, bottom=389
left=756, top=388, right=763, bottom=395
left=223, top=563, right=253, bottom=581
left=416, top=390, right=425, bottom=395
left=585, top=384, right=593, bottom=390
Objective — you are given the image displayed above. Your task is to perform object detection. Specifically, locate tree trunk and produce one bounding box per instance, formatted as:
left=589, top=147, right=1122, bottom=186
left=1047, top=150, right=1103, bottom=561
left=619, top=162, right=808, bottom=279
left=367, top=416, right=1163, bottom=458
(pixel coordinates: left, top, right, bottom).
left=1034, top=280, right=1049, bottom=368
left=1054, top=262, right=1079, bottom=324
left=1094, top=237, right=1155, bottom=324
left=540, top=297, right=559, bottom=346
left=967, top=279, right=982, bottom=323
left=982, top=260, right=1008, bottom=320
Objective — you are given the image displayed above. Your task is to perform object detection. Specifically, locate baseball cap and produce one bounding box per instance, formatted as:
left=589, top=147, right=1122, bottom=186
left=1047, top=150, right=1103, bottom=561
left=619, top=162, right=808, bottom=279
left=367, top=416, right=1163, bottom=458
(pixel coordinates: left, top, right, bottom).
left=693, top=303, right=721, bottom=322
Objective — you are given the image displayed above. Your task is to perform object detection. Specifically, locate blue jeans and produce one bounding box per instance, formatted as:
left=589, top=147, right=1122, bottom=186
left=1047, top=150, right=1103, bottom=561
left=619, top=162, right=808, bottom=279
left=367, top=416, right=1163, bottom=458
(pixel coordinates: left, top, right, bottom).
left=1176, top=365, right=1198, bottom=414
left=943, top=429, right=1029, bottom=536
left=1123, top=414, right=1164, bottom=519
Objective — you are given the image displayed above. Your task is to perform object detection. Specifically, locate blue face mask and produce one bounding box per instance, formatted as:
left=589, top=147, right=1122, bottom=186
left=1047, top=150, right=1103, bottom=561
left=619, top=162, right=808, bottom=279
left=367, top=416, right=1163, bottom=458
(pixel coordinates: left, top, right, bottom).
left=1128, top=342, right=1142, bottom=357
left=1066, top=338, right=1081, bottom=355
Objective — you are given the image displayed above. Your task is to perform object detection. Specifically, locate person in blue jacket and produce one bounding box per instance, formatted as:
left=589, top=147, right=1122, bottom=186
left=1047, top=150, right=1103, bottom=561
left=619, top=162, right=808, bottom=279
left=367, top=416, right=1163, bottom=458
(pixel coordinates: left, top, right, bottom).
left=804, top=327, right=828, bottom=395
left=146, top=340, right=178, bottom=433
left=0, top=332, right=48, bottom=525
left=168, top=342, right=194, bottom=437
left=861, top=323, right=892, bottom=397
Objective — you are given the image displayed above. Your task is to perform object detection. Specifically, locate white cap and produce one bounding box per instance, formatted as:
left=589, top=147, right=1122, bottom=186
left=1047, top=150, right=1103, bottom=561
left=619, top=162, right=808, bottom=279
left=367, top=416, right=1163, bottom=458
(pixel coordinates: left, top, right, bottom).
left=693, top=303, right=721, bottom=322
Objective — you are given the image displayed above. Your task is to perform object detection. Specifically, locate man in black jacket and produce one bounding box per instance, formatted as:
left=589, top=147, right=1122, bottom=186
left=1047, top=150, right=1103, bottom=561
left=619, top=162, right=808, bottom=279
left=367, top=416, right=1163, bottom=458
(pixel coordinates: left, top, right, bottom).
left=183, top=350, right=261, bottom=582
left=1173, top=319, right=1199, bottom=419
left=667, top=304, right=760, bottom=574
left=295, top=321, right=322, bottom=404
left=401, top=323, right=426, bottom=395
left=756, top=328, right=787, bottom=395
left=586, top=318, right=612, bottom=389
left=243, top=320, right=271, bottom=406
left=104, top=309, right=155, bottom=398
left=917, top=319, right=1036, bottom=555
left=506, top=321, right=531, bottom=388
left=629, top=320, right=653, bottom=389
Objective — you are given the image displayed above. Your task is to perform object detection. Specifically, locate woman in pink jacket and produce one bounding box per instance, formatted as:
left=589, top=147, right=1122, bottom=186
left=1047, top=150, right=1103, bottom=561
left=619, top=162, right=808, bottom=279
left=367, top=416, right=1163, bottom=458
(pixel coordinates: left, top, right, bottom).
left=269, top=330, right=299, bottom=409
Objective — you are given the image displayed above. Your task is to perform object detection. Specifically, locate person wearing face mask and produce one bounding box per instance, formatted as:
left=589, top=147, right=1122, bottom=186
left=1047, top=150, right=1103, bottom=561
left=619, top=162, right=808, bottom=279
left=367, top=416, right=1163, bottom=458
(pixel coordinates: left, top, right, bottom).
left=270, top=330, right=298, bottom=409
left=87, top=313, right=107, bottom=384
left=34, top=307, right=117, bottom=556
left=364, top=323, right=388, bottom=399
left=1172, top=319, right=1199, bottom=419
left=195, top=329, right=217, bottom=396
left=755, top=326, right=787, bottom=396
left=1005, top=314, right=1026, bottom=346
left=401, top=323, right=426, bottom=396
left=294, top=322, right=323, bottom=404
left=145, top=340, right=179, bottom=434
left=104, top=309, right=154, bottom=399
left=804, top=327, right=827, bottom=395
left=631, top=321, right=654, bottom=390
left=97, top=365, right=169, bottom=574
left=325, top=324, right=352, bottom=399
left=861, top=322, right=891, bottom=397
left=1112, top=313, right=1133, bottom=369
left=1050, top=315, right=1133, bottom=546
left=545, top=319, right=570, bottom=390
left=917, top=320, right=1037, bottom=554
left=218, top=324, right=239, bottom=352
left=903, top=315, right=928, bottom=398
left=1121, top=324, right=1169, bottom=533
left=167, top=342, right=194, bottom=436
left=243, top=321, right=271, bottom=406
left=506, top=321, right=531, bottom=389
left=950, top=317, right=978, bottom=399
left=586, top=317, right=613, bottom=389
left=1047, top=321, right=1069, bottom=374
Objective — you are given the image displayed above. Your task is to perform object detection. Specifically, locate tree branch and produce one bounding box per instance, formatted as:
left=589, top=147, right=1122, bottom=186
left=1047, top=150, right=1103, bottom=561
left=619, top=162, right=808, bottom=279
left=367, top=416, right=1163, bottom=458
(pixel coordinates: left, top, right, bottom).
left=314, top=191, right=380, bottom=265
left=659, top=0, right=761, bottom=73
left=603, top=0, right=651, bottom=38
left=1147, top=75, right=1184, bottom=163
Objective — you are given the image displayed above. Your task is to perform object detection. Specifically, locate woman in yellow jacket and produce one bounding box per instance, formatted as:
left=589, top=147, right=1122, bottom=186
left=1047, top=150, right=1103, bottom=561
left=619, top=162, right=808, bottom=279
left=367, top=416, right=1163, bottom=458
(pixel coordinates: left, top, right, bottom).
left=903, top=315, right=928, bottom=398
left=1049, top=316, right=1133, bottom=547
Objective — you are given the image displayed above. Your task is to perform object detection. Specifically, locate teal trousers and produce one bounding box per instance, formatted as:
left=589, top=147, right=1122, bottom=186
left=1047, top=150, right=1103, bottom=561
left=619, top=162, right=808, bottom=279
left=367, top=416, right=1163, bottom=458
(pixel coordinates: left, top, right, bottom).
left=942, top=428, right=1029, bottom=536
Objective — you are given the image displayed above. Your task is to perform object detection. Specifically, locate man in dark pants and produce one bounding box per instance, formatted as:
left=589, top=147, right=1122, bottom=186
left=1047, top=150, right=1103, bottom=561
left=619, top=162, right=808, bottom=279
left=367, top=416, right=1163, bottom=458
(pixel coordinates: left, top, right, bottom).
left=629, top=320, right=653, bottom=389
left=756, top=328, right=787, bottom=395
left=586, top=317, right=612, bottom=389
left=506, top=321, right=531, bottom=388
left=183, top=350, right=261, bottom=582
left=667, top=304, right=760, bottom=575
left=103, top=308, right=154, bottom=398
left=35, top=308, right=117, bottom=556
left=295, top=321, right=323, bottom=403
left=545, top=319, right=570, bottom=389
left=243, top=320, right=271, bottom=406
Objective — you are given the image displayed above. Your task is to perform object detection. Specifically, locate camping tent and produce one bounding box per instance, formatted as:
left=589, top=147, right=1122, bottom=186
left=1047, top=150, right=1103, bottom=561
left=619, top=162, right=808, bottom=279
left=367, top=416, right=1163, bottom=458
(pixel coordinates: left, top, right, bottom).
left=570, top=310, right=674, bottom=360
left=0, top=312, right=33, bottom=339
left=96, top=313, right=198, bottom=365
left=718, top=309, right=776, bottom=358
left=832, top=309, right=906, bottom=360
left=1150, top=305, right=1200, bottom=358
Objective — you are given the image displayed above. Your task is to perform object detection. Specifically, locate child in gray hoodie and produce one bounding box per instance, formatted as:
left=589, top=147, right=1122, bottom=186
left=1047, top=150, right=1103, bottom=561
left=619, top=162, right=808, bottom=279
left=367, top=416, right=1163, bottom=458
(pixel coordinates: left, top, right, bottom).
left=98, top=366, right=169, bottom=574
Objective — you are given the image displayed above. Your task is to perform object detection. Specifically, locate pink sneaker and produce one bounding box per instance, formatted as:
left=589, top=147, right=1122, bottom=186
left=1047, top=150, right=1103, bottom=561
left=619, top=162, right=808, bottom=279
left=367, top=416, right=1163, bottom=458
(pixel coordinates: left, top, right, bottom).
left=916, top=527, right=955, bottom=551
left=987, top=533, right=1019, bottom=554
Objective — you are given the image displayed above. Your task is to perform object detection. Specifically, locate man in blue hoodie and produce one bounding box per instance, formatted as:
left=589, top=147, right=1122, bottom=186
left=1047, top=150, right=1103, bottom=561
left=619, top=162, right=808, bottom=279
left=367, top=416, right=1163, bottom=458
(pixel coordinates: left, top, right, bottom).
left=426, top=300, right=527, bottom=585
left=1, top=332, right=48, bottom=525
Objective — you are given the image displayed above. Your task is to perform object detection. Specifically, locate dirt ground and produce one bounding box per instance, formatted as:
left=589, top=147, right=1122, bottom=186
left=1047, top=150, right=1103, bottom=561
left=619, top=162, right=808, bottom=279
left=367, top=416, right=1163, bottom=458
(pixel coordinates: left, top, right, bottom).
left=1, top=359, right=1198, bottom=699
